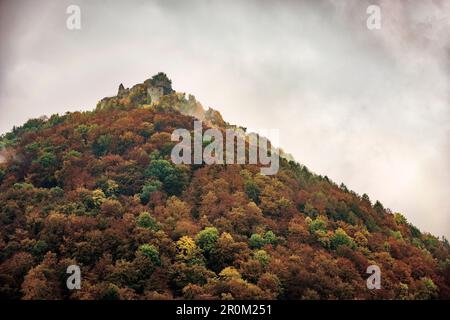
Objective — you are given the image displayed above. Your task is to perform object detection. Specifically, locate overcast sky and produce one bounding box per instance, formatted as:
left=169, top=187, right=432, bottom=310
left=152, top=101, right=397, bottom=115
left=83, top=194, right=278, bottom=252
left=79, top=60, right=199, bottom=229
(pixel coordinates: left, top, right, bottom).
left=0, top=0, right=449, bottom=238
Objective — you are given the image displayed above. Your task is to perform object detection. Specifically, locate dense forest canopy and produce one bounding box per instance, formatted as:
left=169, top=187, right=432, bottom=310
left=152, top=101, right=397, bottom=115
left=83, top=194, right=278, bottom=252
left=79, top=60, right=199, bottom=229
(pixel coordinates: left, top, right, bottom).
left=0, top=73, right=449, bottom=300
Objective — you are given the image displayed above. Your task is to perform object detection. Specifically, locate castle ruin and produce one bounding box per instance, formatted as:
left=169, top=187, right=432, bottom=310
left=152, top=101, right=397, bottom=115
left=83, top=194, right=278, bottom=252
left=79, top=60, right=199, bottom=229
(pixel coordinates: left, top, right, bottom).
left=147, top=86, right=164, bottom=104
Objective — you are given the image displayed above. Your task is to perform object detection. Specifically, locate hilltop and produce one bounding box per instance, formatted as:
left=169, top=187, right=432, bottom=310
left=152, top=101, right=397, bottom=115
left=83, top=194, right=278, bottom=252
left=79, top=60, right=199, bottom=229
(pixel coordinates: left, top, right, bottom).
left=0, top=73, right=448, bottom=300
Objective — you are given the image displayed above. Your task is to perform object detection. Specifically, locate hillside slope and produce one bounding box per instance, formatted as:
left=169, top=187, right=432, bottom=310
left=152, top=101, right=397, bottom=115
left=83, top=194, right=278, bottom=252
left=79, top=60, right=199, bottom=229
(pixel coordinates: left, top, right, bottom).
left=0, top=73, right=449, bottom=300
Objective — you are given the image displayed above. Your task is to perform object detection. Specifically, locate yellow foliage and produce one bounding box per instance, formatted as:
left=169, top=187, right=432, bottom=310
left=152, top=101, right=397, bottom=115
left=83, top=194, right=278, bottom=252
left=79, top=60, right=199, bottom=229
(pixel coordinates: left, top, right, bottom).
left=219, top=267, right=241, bottom=280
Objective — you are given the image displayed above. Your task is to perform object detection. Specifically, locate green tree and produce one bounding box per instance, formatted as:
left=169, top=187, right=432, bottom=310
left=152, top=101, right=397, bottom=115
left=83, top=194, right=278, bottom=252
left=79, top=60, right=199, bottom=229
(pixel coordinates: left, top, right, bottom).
left=92, top=134, right=112, bottom=156
left=145, top=160, right=188, bottom=196
left=249, top=234, right=265, bottom=249
left=263, top=231, right=277, bottom=245
left=146, top=72, right=174, bottom=95
left=34, top=152, right=57, bottom=168
left=330, top=228, right=355, bottom=250
left=136, top=212, right=159, bottom=230
left=30, top=150, right=58, bottom=187
left=196, top=227, right=219, bottom=253
left=244, top=180, right=260, bottom=204
left=254, top=250, right=270, bottom=266
left=140, top=180, right=163, bottom=204
left=31, top=240, right=48, bottom=258
left=390, top=230, right=403, bottom=241
left=138, top=244, right=161, bottom=265
left=75, top=124, right=92, bottom=144
left=308, top=217, right=327, bottom=234
left=63, top=150, right=82, bottom=160
left=101, top=283, right=120, bottom=300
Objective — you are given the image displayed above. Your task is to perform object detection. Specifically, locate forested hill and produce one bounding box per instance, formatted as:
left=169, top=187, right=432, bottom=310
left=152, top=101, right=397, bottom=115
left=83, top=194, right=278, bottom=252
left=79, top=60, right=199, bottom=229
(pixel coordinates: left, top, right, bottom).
left=0, top=73, right=448, bottom=300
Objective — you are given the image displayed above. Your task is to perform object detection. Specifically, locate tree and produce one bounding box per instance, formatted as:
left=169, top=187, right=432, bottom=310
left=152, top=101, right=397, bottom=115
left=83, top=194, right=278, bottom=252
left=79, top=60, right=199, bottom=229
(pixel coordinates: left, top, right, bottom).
left=29, top=150, right=59, bottom=187
left=145, top=160, right=189, bottom=196
left=136, top=212, right=159, bottom=230
left=354, top=231, right=369, bottom=247
left=259, top=185, right=291, bottom=216
left=21, top=268, right=57, bottom=300
left=219, top=267, right=241, bottom=280
left=163, top=197, right=191, bottom=232
left=254, top=250, right=270, bottom=266
left=414, top=277, right=438, bottom=300
left=92, top=134, right=112, bottom=156
left=100, top=199, right=124, bottom=217
left=390, top=230, right=403, bottom=241
left=213, top=266, right=267, bottom=299
left=249, top=234, right=265, bottom=249
left=176, top=236, right=205, bottom=265
left=145, top=72, right=174, bottom=95
left=169, top=262, right=214, bottom=292
left=20, top=253, right=61, bottom=300
left=196, top=227, right=219, bottom=254
left=63, top=150, right=82, bottom=160
left=373, top=200, right=384, bottom=214
left=257, top=273, right=283, bottom=298
left=263, top=231, right=277, bottom=246
left=92, top=189, right=106, bottom=208
left=182, top=284, right=206, bottom=300
left=75, top=124, right=93, bottom=144
left=248, top=231, right=277, bottom=249
left=0, top=252, right=34, bottom=299
left=209, top=232, right=239, bottom=271
left=31, top=240, right=48, bottom=258
left=140, top=180, right=162, bottom=204
left=138, top=244, right=161, bottom=265
left=330, top=228, right=355, bottom=250
left=308, top=217, right=327, bottom=234
left=100, top=283, right=120, bottom=300
left=244, top=180, right=260, bottom=204
left=104, top=179, right=119, bottom=197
